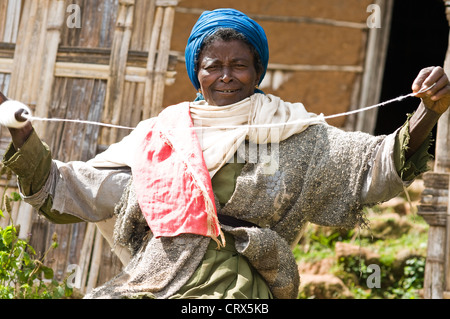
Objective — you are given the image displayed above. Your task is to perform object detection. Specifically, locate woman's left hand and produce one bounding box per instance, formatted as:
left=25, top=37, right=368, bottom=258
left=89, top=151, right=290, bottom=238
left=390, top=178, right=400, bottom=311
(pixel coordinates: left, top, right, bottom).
left=412, top=66, right=450, bottom=114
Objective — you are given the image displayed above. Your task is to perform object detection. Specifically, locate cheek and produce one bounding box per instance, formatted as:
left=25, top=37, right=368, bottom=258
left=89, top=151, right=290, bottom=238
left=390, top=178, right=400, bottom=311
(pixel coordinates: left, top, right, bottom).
left=197, top=71, right=214, bottom=90
left=240, top=72, right=259, bottom=90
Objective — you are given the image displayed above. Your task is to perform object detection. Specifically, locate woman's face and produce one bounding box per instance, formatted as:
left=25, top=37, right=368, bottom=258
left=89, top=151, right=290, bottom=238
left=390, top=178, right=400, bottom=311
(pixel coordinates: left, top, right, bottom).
left=197, top=39, right=262, bottom=106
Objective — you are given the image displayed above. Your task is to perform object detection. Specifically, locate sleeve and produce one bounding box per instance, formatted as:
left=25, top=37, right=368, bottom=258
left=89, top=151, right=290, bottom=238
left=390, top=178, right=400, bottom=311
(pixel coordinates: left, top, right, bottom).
left=360, top=121, right=432, bottom=205
left=2, top=129, right=131, bottom=224
left=394, top=120, right=432, bottom=181
left=3, top=129, right=52, bottom=197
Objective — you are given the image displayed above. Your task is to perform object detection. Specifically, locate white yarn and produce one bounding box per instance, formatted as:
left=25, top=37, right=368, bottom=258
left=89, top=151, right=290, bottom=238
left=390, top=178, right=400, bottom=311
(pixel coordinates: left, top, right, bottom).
left=0, top=84, right=436, bottom=131
left=0, top=100, right=32, bottom=128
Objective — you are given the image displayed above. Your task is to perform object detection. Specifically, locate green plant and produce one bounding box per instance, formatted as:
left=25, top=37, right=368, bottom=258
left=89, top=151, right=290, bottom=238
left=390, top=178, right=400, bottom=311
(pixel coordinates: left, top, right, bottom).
left=310, top=228, right=355, bottom=249
left=0, top=165, right=72, bottom=299
left=384, top=257, right=425, bottom=299
left=336, top=250, right=425, bottom=299
left=296, top=201, right=428, bottom=299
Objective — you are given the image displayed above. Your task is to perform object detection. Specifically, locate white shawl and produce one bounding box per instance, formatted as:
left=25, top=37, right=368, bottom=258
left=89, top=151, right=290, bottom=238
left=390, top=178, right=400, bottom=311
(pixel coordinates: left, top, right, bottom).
left=87, top=93, right=325, bottom=176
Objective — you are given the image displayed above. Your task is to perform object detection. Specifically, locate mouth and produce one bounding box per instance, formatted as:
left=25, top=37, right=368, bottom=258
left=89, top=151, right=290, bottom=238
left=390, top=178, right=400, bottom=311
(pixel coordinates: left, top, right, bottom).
left=216, top=88, right=240, bottom=94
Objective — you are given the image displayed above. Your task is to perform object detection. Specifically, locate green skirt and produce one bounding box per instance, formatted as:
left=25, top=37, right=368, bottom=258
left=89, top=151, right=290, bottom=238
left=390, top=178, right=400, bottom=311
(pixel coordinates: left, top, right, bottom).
left=170, top=232, right=273, bottom=299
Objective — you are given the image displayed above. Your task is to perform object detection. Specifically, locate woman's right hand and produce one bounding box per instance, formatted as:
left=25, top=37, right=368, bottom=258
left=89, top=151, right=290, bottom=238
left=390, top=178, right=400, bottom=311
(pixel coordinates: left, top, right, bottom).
left=0, top=91, right=33, bottom=149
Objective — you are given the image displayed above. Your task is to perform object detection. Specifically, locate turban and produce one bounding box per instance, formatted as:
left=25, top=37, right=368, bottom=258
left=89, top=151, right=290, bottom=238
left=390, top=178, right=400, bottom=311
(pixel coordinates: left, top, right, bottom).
left=185, top=8, right=269, bottom=91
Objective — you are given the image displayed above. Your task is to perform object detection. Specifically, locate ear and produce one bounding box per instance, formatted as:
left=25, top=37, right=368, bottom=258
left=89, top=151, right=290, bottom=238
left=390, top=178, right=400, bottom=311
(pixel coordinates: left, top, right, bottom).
left=255, top=71, right=263, bottom=87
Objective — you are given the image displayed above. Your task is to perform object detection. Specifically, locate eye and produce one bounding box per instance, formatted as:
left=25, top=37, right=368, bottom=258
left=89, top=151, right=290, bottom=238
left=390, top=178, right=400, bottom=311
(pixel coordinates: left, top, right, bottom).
left=202, top=63, right=220, bottom=71
left=233, top=62, right=249, bottom=70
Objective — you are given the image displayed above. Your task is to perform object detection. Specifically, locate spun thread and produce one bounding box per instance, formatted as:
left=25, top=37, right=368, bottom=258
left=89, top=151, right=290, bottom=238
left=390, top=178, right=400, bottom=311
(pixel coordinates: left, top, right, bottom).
left=4, top=85, right=435, bottom=131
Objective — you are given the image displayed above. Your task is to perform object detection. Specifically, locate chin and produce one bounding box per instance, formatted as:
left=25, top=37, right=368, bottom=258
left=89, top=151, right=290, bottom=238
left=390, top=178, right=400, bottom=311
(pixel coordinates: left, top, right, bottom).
left=210, top=94, right=250, bottom=106
left=215, top=99, right=239, bottom=106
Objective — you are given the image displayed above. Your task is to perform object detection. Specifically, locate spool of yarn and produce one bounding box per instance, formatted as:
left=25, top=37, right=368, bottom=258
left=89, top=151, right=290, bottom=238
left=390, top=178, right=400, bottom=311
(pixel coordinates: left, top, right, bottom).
left=0, top=100, right=32, bottom=128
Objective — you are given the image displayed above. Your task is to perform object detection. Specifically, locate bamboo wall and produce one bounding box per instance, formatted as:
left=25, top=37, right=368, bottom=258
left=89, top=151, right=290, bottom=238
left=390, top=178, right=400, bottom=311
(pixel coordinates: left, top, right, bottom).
left=0, top=0, right=178, bottom=295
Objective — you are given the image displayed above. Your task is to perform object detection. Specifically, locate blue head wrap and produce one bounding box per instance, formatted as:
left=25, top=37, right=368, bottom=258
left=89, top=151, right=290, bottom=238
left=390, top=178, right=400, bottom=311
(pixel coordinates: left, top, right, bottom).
left=185, top=8, right=269, bottom=95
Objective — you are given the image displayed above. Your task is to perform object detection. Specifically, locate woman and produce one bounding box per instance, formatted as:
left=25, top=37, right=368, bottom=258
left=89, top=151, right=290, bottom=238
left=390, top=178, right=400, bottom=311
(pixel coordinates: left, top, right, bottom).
left=2, top=8, right=450, bottom=299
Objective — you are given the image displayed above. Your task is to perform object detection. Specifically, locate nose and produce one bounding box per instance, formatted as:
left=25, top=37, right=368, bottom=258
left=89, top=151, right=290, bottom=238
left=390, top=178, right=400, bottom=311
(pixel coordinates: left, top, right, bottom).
left=220, top=67, right=232, bottom=83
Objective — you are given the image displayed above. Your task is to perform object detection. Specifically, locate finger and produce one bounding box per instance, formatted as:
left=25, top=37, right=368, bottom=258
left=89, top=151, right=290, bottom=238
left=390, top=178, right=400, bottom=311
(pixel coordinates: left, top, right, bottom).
left=429, top=81, right=450, bottom=102
left=415, top=75, right=446, bottom=98
left=413, top=67, right=445, bottom=96
left=424, top=66, right=445, bottom=88
left=425, top=74, right=449, bottom=98
left=412, top=67, right=436, bottom=92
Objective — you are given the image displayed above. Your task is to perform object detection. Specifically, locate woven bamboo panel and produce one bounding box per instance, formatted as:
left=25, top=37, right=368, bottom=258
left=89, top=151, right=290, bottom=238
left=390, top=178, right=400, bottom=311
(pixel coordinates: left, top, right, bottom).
left=0, top=0, right=178, bottom=294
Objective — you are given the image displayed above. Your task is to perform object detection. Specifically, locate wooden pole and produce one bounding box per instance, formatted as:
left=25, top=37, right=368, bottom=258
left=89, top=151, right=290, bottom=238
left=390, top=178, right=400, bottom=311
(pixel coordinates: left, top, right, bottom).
left=432, top=0, right=450, bottom=299
left=101, top=0, right=135, bottom=145
left=442, top=2, right=450, bottom=296
left=143, top=5, right=163, bottom=119
left=1, top=0, right=21, bottom=43
left=417, top=0, right=450, bottom=300
left=354, top=0, right=393, bottom=134
left=150, top=5, right=175, bottom=116
left=436, top=1, right=450, bottom=173
left=419, top=173, right=447, bottom=298
left=35, top=0, right=65, bottom=143
left=85, top=227, right=104, bottom=293
left=78, top=223, right=96, bottom=294
left=445, top=175, right=450, bottom=298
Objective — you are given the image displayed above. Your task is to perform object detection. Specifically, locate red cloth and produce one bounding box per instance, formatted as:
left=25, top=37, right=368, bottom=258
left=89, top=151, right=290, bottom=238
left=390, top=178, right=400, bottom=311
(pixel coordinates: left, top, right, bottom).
left=131, top=103, right=222, bottom=241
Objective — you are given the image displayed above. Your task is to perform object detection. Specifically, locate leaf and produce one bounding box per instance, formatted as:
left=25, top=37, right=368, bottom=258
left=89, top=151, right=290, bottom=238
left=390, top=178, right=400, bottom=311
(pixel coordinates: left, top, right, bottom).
left=27, top=244, right=36, bottom=256
left=54, top=285, right=65, bottom=299
left=10, top=192, right=22, bottom=202
left=2, top=226, right=14, bottom=246
left=22, top=252, right=31, bottom=266
left=65, top=284, right=73, bottom=297
left=0, top=209, right=4, bottom=218
left=42, top=266, right=54, bottom=280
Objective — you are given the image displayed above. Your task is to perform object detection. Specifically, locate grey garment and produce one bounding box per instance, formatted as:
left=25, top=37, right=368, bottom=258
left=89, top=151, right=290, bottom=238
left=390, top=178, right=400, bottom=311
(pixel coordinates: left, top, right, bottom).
left=86, top=232, right=210, bottom=299
left=223, top=225, right=300, bottom=299
left=51, top=161, right=131, bottom=223
left=87, top=124, right=405, bottom=299
left=210, top=124, right=405, bottom=298
left=218, top=124, right=403, bottom=246
left=21, top=123, right=408, bottom=299
left=20, top=160, right=133, bottom=265
left=86, top=180, right=298, bottom=299
left=21, top=159, right=131, bottom=223
left=85, top=181, right=211, bottom=299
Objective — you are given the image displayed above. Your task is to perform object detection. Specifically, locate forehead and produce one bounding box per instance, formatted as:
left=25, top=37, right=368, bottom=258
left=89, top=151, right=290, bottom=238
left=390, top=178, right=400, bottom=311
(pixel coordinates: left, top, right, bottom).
left=199, top=39, right=254, bottom=62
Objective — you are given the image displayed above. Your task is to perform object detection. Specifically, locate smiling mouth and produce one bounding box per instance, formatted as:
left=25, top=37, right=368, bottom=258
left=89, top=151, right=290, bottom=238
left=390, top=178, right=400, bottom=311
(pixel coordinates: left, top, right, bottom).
left=217, top=89, right=240, bottom=93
